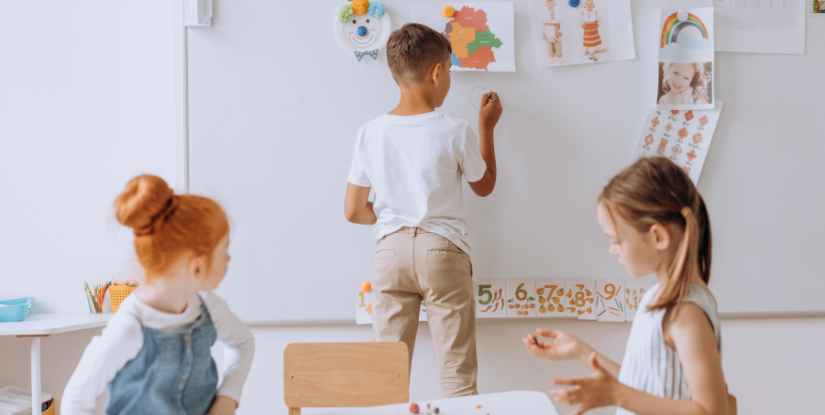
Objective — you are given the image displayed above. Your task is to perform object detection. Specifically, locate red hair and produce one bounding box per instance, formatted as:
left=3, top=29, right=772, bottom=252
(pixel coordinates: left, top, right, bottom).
left=114, top=175, right=229, bottom=283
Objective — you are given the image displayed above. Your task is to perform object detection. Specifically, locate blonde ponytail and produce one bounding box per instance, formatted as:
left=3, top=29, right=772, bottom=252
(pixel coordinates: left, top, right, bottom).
left=599, top=157, right=712, bottom=314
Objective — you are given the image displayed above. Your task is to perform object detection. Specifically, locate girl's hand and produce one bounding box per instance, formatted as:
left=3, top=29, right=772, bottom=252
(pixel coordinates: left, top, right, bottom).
left=207, top=396, right=238, bottom=415
left=549, top=352, right=622, bottom=415
left=522, top=329, right=591, bottom=363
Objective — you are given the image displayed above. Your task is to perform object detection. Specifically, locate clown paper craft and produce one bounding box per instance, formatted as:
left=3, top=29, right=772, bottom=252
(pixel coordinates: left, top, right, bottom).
left=595, top=280, right=626, bottom=322
left=625, top=278, right=656, bottom=322
left=475, top=280, right=507, bottom=318
left=356, top=289, right=374, bottom=324
left=535, top=280, right=568, bottom=317
left=656, top=8, right=715, bottom=110
left=565, top=280, right=595, bottom=319
left=633, top=101, right=724, bottom=185
left=335, top=0, right=391, bottom=62
left=506, top=280, right=537, bottom=317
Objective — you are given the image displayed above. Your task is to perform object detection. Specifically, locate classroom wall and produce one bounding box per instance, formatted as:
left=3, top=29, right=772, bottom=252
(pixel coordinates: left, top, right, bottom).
left=2, top=318, right=824, bottom=414
left=2, top=1, right=824, bottom=415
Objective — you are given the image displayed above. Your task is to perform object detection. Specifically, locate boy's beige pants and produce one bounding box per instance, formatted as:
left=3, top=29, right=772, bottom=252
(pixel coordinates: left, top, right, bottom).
left=372, top=227, right=478, bottom=397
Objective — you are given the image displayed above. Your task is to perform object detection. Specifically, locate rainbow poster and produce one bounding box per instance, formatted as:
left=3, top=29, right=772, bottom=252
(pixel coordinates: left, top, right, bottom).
left=656, top=7, right=714, bottom=111
left=660, top=13, right=708, bottom=49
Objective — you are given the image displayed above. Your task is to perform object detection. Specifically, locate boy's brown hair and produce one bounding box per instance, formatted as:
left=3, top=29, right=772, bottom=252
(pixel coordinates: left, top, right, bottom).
left=386, top=23, right=452, bottom=86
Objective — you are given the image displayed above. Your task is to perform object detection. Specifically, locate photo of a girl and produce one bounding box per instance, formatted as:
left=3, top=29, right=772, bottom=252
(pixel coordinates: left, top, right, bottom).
left=657, top=62, right=712, bottom=106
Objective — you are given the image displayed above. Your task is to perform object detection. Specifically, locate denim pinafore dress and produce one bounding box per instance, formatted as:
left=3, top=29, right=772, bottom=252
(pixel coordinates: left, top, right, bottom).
left=106, top=298, right=219, bottom=415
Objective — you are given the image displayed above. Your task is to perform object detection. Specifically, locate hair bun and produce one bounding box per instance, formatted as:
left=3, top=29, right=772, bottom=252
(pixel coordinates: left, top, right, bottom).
left=115, top=175, right=176, bottom=233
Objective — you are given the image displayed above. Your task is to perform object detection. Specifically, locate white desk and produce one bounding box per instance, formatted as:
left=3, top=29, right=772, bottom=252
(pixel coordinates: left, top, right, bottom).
left=0, top=313, right=112, bottom=415
left=311, top=391, right=557, bottom=415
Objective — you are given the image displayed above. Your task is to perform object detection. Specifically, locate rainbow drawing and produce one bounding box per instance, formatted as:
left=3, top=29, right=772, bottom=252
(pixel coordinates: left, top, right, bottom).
left=661, top=13, right=707, bottom=48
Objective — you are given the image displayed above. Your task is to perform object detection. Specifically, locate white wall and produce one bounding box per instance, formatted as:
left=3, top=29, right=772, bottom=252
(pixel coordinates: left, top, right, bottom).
left=2, top=1, right=824, bottom=415
left=2, top=318, right=824, bottom=414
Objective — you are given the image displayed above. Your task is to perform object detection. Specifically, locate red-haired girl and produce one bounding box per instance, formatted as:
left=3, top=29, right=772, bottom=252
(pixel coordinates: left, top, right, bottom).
left=62, top=175, right=254, bottom=415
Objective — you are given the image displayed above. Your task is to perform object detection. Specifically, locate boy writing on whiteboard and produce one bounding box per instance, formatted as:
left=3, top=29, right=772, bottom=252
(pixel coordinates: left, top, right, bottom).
left=343, top=23, right=502, bottom=397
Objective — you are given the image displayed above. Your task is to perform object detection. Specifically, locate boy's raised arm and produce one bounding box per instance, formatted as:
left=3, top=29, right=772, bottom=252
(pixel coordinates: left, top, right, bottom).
left=469, top=92, right=502, bottom=197
left=344, top=183, right=377, bottom=225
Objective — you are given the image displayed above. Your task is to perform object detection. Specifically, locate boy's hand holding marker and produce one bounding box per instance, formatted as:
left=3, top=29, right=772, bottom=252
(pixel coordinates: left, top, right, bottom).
left=479, top=91, right=502, bottom=129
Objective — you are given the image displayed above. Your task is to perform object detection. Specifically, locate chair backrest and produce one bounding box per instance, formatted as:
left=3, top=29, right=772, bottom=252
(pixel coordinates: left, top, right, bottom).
left=284, top=342, right=409, bottom=413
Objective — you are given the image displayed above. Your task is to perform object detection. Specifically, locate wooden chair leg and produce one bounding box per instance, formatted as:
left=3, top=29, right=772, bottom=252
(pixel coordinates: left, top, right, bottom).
left=288, top=408, right=301, bottom=415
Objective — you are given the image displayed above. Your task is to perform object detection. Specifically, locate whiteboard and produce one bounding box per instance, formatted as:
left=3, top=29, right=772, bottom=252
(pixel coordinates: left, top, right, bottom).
left=187, top=0, right=824, bottom=322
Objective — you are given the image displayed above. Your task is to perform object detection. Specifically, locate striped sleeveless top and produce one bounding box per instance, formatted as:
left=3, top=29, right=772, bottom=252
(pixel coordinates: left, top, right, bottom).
left=616, top=283, right=721, bottom=415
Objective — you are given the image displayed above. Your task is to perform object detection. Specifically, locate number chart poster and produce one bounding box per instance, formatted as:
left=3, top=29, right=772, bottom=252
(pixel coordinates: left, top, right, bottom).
left=411, top=3, right=516, bottom=72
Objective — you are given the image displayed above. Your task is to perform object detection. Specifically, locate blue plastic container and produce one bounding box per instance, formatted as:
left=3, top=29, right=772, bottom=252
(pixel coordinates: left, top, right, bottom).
left=0, top=297, right=35, bottom=322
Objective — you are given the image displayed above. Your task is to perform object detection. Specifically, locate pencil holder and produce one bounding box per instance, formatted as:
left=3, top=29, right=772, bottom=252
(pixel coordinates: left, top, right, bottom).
left=109, top=278, right=138, bottom=313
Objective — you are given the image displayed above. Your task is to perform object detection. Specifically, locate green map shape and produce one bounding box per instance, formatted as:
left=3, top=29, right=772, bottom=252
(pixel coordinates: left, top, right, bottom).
left=466, top=30, right=503, bottom=56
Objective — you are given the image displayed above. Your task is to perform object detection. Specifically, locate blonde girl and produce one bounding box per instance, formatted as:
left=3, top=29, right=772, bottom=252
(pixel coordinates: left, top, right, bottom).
left=63, top=175, right=254, bottom=415
left=659, top=62, right=709, bottom=105
left=523, top=157, right=730, bottom=415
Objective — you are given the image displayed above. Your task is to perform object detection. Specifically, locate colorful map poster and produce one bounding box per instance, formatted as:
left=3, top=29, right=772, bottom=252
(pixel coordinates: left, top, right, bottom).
left=411, top=3, right=516, bottom=72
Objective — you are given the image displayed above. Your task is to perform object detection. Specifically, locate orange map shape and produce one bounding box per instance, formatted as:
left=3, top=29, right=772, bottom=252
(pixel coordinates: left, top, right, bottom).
left=459, top=46, right=496, bottom=71
left=452, top=6, right=489, bottom=31
left=449, top=22, right=475, bottom=58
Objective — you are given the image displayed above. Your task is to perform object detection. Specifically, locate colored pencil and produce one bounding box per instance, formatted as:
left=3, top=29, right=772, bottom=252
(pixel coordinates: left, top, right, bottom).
left=610, top=311, right=621, bottom=317
left=609, top=307, right=618, bottom=311
left=598, top=310, right=606, bottom=317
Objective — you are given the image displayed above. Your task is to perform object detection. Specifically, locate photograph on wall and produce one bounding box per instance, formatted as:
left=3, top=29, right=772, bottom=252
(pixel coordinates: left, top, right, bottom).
left=656, top=8, right=715, bottom=110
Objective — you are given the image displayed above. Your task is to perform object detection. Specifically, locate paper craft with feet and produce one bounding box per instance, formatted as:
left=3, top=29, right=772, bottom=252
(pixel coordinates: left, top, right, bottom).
left=596, top=280, right=626, bottom=322
left=633, top=101, right=724, bottom=185
left=411, top=3, right=515, bottom=72
left=475, top=280, right=506, bottom=318
left=527, top=0, right=634, bottom=67
left=506, top=280, right=537, bottom=317
left=356, top=288, right=374, bottom=325
left=625, top=278, right=656, bottom=322
left=565, top=280, right=595, bottom=319
left=656, top=8, right=715, bottom=110
left=535, top=280, right=568, bottom=317
left=335, top=0, right=391, bottom=62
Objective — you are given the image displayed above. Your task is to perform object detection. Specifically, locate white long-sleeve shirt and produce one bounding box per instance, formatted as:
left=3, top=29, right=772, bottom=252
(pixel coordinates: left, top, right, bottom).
left=61, top=291, right=255, bottom=415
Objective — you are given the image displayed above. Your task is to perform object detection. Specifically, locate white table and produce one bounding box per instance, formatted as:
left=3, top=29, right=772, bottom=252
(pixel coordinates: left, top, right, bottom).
left=310, top=391, right=558, bottom=415
left=0, top=313, right=112, bottom=415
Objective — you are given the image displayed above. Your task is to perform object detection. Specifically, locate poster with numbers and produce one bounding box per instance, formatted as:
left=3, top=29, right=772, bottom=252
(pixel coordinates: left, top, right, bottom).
left=596, top=279, right=626, bottom=322
left=625, top=278, right=656, bottom=322
left=356, top=289, right=374, bottom=325
left=566, top=280, right=595, bottom=319
left=475, top=280, right=507, bottom=318
left=535, top=280, right=568, bottom=317
left=633, top=101, right=724, bottom=185
left=506, top=280, right=537, bottom=317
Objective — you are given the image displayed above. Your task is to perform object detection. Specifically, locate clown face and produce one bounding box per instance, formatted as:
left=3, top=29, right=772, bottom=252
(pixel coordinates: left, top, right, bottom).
left=343, top=15, right=383, bottom=50
left=335, top=0, right=391, bottom=62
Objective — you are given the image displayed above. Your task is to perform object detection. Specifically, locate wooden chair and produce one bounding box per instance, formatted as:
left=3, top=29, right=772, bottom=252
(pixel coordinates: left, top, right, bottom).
left=284, top=342, right=410, bottom=415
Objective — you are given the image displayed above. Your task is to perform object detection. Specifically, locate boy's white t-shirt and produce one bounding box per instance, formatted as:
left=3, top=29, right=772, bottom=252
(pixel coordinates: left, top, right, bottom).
left=347, top=111, right=487, bottom=255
